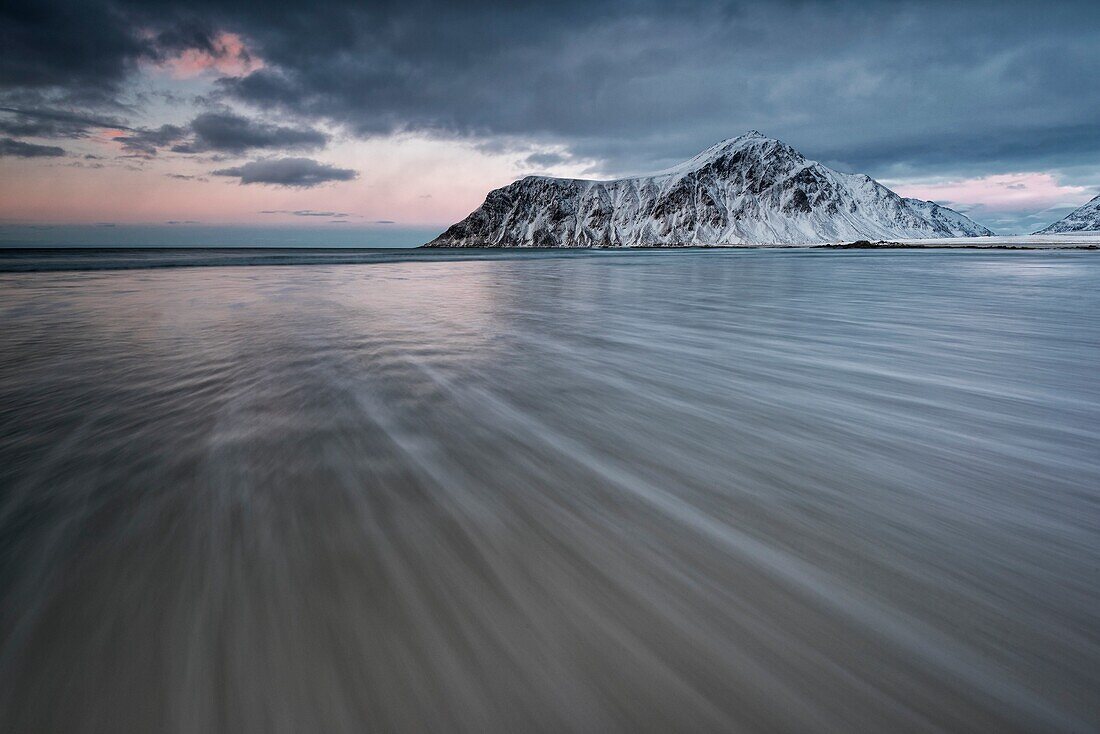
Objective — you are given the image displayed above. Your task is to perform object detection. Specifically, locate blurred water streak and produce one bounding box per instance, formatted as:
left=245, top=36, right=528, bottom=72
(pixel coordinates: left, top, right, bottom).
left=1, top=249, right=1098, bottom=732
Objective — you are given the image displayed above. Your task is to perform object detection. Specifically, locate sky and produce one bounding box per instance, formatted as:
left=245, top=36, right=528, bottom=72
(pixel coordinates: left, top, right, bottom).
left=1, top=0, right=1098, bottom=245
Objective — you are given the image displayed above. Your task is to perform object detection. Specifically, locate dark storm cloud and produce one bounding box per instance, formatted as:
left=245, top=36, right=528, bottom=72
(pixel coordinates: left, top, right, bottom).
left=117, top=124, right=188, bottom=156
left=211, top=157, right=357, bottom=187
left=1, top=1, right=251, bottom=99
left=0, top=1, right=144, bottom=92
left=2, top=0, right=1099, bottom=180
left=204, top=0, right=1100, bottom=177
left=116, top=112, right=327, bottom=156
left=149, top=18, right=221, bottom=57
left=174, top=112, right=327, bottom=153
left=0, top=137, right=65, bottom=157
left=810, top=123, right=1100, bottom=179
left=522, top=152, right=570, bottom=169
left=0, top=106, right=132, bottom=138
left=0, top=116, right=74, bottom=138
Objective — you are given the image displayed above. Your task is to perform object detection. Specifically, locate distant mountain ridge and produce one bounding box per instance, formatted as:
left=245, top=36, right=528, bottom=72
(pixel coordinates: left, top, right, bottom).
left=424, top=131, right=994, bottom=247
left=1035, top=195, right=1100, bottom=234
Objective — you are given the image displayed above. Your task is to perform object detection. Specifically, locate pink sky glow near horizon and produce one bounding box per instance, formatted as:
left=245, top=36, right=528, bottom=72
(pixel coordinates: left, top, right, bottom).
left=4, top=153, right=1094, bottom=231
left=0, top=134, right=593, bottom=227
left=890, top=172, right=1092, bottom=214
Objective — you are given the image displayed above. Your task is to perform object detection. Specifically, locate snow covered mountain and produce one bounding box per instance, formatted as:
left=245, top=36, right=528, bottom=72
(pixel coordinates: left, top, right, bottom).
left=424, top=131, right=994, bottom=247
left=1034, top=195, right=1100, bottom=234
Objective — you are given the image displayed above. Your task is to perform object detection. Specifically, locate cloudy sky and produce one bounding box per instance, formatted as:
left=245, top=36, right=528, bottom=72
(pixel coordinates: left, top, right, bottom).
left=1, top=0, right=1097, bottom=241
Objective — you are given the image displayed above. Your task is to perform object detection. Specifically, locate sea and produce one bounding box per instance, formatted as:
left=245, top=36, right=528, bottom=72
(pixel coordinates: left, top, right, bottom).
left=1, top=247, right=1098, bottom=732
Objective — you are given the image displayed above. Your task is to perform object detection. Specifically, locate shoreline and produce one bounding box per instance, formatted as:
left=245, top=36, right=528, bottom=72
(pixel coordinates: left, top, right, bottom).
left=1, top=243, right=1097, bottom=275
left=419, top=233, right=1100, bottom=250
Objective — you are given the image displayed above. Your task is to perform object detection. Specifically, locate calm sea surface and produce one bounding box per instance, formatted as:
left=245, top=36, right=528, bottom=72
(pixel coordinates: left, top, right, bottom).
left=1, top=248, right=1098, bottom=732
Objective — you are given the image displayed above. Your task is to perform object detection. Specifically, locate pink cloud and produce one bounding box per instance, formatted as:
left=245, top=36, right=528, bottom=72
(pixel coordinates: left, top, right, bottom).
left=892, top=173, right=1091, bottom=212
left=152, top=32, right=263, bottom=79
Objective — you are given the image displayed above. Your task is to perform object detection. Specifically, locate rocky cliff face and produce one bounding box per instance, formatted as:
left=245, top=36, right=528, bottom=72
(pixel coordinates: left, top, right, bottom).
left=1035, top=195, right=1100, bottom=234
left=425, top=131, right=994, bottom=247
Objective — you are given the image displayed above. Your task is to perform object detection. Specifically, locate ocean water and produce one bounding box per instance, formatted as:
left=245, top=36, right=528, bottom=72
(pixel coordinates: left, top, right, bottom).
left=0, top=248, right=1098, bottom=732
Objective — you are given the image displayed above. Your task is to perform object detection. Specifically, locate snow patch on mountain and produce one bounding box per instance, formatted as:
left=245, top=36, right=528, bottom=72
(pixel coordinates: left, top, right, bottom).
left=425, top=131, right=994, bottom=247
left=1035, top=195, right=1100, bottom=234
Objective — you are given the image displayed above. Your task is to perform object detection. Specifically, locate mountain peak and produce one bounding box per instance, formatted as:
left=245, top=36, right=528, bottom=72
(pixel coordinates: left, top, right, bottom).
left=1035, top=193, right=1100, bottom=234
left=706, top=130, right=777, bottom=150
left=661, top=131, right=797, bottom=176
